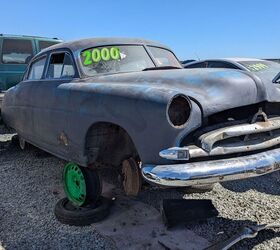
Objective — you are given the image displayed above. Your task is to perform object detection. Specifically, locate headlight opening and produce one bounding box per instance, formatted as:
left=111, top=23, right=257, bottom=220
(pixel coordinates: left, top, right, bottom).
left=167, top=95, right=191, bottom=128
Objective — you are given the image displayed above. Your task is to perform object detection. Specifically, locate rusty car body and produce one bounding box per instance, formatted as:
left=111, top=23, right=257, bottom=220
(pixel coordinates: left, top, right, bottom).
left=2, top=38, right=280, bottom=188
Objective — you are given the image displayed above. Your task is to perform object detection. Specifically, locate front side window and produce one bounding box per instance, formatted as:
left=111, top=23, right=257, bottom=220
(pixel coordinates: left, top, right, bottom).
left=148, top=46, right=181, bottom=68
left=2, top=38, right=33, bottom=64
left=27, top=57, right=46, bottom=80
left=80, top=45, right=155, bottom=76
left=46, top=53, right=75, bottom=79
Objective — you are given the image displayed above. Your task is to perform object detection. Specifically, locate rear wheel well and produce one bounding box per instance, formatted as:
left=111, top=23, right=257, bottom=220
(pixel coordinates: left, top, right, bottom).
left=85, top=122, right=139, bottom=168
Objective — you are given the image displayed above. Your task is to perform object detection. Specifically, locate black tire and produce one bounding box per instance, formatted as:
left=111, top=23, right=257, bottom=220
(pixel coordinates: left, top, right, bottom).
left=54, top=196, right=112, bottom=226
left=81, top=167, right=102, bottom=205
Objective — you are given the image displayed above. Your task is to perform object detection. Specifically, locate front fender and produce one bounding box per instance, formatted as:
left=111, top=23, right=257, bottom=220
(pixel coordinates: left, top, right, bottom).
left=63, top=82, right=202, bottom=165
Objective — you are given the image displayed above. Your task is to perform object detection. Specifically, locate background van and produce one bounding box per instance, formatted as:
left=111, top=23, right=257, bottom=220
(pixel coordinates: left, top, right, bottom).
left=0, top=34, right=62, bottom=91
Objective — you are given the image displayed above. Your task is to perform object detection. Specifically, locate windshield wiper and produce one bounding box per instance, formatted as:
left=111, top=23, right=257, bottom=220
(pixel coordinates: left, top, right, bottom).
left=272, top=72, right=280, bottom=83
left=142, top=66, right=182, bottom=71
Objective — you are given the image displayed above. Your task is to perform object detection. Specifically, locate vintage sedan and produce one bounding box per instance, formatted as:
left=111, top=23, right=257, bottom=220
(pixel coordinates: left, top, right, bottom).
left=184, top=58, right=280, bottom=83
left=2, top=38, right=280, bottom=207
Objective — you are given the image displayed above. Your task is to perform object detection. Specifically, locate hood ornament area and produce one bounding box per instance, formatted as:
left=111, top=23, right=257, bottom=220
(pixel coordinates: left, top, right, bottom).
left=250, top=107, right=268, bottom=124
left=244, top=107, right=272, bottom=141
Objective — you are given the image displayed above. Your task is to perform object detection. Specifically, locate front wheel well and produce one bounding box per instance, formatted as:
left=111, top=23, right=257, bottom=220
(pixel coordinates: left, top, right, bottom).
left=85, top=122, right=139, bottom=168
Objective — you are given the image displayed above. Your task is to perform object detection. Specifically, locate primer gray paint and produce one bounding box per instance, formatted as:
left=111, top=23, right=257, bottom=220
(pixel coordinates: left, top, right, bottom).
left=2, top=38, right=280, bottom=168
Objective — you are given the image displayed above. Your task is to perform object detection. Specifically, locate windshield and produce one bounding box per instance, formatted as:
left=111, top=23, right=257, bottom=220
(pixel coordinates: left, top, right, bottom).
left=80, top=45, right=181, bottom=76
left=239, top=60, right=280, bottom=81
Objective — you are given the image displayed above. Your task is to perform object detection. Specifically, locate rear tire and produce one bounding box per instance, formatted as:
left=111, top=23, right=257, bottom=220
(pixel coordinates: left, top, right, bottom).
left=54, top=197, right=112, bottom=226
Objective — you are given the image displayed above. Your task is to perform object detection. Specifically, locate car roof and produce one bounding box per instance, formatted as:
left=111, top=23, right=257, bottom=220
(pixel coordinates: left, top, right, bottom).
left=37, top=37, right=170, bottom=54
left=0, top=34, right=62, bottom=41
left=219, top=57, right=265, bottom=62
left=184, top=57, right=265, bottom=67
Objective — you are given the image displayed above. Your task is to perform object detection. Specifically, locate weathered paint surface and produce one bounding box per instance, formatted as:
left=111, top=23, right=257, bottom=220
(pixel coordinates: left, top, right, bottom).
left=2, top=38, right=280, bottom=167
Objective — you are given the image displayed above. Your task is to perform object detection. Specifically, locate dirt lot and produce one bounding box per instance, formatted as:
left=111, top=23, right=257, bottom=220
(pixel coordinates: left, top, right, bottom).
left=1, top=122, right=280, bottom=249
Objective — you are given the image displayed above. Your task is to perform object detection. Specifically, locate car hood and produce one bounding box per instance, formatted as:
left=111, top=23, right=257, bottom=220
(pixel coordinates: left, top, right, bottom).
left=79, top=68, right=280, bottom=117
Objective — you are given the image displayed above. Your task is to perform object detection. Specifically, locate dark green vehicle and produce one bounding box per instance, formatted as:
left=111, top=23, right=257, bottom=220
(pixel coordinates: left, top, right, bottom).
left=0, top=34, right=62, bottom=91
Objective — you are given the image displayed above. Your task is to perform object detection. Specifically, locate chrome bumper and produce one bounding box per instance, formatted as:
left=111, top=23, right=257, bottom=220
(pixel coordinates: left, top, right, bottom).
left=141, top=148, right=280, bottom=187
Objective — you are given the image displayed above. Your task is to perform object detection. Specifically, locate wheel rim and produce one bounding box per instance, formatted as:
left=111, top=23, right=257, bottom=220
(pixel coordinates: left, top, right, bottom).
left=63, top=163, right=86, bottom=206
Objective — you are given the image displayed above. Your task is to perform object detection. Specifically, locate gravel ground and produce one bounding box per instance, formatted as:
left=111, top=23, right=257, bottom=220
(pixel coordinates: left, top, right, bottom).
left=1, top=122, right=280, bottom=249
left=0, top=125, right=116, bottom=250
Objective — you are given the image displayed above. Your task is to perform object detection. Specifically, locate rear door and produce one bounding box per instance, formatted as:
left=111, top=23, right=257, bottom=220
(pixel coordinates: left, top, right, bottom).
left=30, top=50, right=77, bottom=156
left=11, top=55, right=47, bottom=139
left=0, top=38, right=35, bottom=90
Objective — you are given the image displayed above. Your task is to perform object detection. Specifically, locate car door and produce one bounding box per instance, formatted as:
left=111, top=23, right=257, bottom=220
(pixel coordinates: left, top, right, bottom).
left=27, top=50, right=77, bottom=156
left=11, top=55, right=47, bottom=139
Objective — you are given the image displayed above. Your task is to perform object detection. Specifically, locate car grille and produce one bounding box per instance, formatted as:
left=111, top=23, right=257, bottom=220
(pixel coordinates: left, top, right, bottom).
left=180, top=102, right=280, bottom=160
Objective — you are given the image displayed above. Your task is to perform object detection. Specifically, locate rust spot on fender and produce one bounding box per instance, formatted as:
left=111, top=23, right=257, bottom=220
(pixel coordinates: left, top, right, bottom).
left=58, top=132, right=68, bottom=146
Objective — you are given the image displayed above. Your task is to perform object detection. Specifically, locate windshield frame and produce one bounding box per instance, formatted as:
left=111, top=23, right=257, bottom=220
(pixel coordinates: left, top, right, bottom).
left=146, top=45, right=182, bottom=68
left=76, top=43, right=181, bottom=78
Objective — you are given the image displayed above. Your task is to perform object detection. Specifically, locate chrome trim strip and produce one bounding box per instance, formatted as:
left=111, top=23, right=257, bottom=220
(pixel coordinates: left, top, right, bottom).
left=199, top=117, right=280, bottom=151
left=142, top=148, right=280, bottom=187
left=160, top=132, right=280, bottom=160
left=193, top=133, right=280, bottom=157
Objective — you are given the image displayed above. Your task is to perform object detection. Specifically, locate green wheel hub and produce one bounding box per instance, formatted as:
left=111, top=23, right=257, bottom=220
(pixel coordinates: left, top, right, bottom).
left=63, top=163, right=86, bottom=206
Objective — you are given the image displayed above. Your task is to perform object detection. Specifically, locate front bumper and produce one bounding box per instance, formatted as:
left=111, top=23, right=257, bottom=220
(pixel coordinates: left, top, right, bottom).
left=141, top=148, right=280, bottom=187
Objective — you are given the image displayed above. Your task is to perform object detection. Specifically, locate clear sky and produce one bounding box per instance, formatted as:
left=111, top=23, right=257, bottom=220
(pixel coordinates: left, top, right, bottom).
left=1, top=0, right=279, bottom=60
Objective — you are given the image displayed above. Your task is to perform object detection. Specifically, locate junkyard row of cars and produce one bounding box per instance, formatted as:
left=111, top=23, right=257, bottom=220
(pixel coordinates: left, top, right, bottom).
left=2, top=34, right=280, bottom=225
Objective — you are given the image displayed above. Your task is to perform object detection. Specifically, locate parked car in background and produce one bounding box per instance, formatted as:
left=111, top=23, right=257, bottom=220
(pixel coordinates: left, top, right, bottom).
left=180, top=59, right=196, bottom=65
left=0, top=34, right=62, bottom=91
left=266, top=59, right=280, bottom=64
left=3, top=38, right=280, bottom=210
left=183, top=58, right=280, bottom=83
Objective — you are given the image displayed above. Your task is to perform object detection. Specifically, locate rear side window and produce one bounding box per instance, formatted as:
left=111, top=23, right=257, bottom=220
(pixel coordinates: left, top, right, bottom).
left=38, top=41, right=59, bottom=51
left=207, top=61, right=239, bottom=69
left=28, top=57, right=47, bottom=80
left=46, top=53, right=75, bottom=79
left=1, top=38, right=33, bottom=64
left=185, top=62, right=207, bottom=68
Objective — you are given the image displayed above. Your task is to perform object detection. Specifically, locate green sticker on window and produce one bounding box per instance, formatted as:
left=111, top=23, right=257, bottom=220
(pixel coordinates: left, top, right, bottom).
left=92, top=48, right=101, bottom=62
left=82, top=50, right=92, bottom=66
left=81, top=47, right=120, bottom=65
left=247, top=63, right=268, bottom=72
left=101, top=48, right=110, bottom=61
left=110, top=47, right=120, bottom=60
